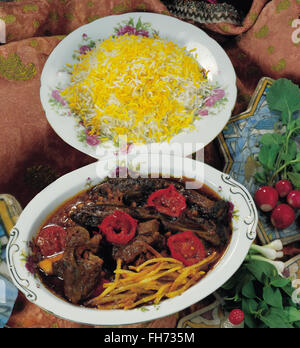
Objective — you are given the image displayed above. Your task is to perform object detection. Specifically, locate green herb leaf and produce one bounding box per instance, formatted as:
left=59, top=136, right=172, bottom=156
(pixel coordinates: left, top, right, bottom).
left=284, top=307, right=300, bottom=323
left=260, top=307, right=293, bottom=328
left=282, top=282, right=295, bottom=297
left=292, top=161, right=300, bottom=172
left=257, top=300, right=269, bottom=315
left=254, top=171, right=268, bottom=184
left=259, top=133, right=284, bottom=146
left=242, top=280, right=257, bottom=299
left=284, top=139, right=297, bottom=162
left=287, top=172, right=300, bottom=189
left=270, top=276, right=291, bottom=288
left=266, top=78, right=300, bottom=125
left=242, top=298, right=259, bottom=314
left=244, top=311, right=258, bottom=328
left=291, top=116, right=300, bottom=129
left=245, top=260, right=277, bottom=283
left=263, top=286, right=283, bottom=309
left=258, top=144, right=280, bottom=171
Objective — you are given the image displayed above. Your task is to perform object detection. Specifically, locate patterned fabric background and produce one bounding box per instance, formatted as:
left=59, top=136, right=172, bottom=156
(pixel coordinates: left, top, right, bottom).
left=0, top=0, right=299, bottom=328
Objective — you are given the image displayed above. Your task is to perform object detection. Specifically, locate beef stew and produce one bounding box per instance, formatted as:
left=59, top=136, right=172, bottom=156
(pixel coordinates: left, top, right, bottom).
left=32, top=177, right=232, bottom=309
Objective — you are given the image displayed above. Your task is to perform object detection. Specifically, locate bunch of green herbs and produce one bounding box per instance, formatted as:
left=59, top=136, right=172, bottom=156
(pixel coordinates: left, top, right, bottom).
left=254, top=78, right=300, bottom=188
left=221, top=256, right=300, bottom=328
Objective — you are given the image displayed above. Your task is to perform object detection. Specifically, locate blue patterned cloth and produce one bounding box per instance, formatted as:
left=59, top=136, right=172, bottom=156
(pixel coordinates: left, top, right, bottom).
left=0, top=196, right=19, bottom=328
left=0, top=274, right=18, bottom=328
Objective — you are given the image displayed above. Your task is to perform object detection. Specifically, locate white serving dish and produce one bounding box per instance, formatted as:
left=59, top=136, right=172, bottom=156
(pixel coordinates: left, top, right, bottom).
left=40, top=12, right=237, bottom=158
left=7, top=154, right=257, bottom=326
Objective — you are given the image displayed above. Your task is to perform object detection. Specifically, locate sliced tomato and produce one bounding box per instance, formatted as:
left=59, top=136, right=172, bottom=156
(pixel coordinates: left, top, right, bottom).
left=147, top=185, right=186, bottom=217
left=167, top=231, right=206, bottom=266
left=99, top=210, right=137, bottom=245
left=36, top=225, right=67, bottom=257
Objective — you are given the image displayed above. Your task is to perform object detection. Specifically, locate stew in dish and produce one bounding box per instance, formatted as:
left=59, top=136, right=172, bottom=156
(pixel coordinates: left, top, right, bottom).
left=31, top=177, right=233, bottom=310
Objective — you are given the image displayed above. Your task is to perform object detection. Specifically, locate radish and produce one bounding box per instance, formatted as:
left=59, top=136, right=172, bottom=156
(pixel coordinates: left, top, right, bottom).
left=271, top=204, right=295, bottom=229
left=228, top=309, right=244, bottom=326
left=275, top=180, right=293, bottom=198
left=254, top=186, right=278, bottom=212
left=287, top=190, right=300, bottom=209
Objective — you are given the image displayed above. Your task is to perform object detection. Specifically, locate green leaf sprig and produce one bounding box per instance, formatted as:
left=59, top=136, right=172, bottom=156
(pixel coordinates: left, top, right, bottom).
left=220, top=241, right=300, bottom=328
left=254, top=78, right=300, bottom=188
left=221, top=257, right=300, bottom=328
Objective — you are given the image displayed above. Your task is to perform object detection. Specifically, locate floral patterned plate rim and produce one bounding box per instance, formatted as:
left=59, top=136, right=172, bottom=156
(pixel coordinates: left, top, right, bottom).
left=40, top=12, right=237, bottom=159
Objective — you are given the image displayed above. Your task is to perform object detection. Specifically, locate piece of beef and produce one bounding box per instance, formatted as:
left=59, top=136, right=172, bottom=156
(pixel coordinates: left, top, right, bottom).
left=160, top=219, right=221, bottom=246
left=161, top=200, right=232, bottom=246
left=209, top=200, right=231, bottom=244
left=112, top=240, right=149, bottom=264
left=183, top=189, right=216, bottom=214
left=89, top=177, right=185, bottom=207
left=70, top=204, right=130, bottom=232
left=112, top=219, right=165, bottom=264
left=52, top=226, right=103, bottom=304
left=137, top=219, right=160, bottom=236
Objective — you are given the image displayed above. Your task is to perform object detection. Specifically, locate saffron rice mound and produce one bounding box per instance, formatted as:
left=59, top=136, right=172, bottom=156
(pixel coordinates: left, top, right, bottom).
left=61, top=34, right=214, bottom=145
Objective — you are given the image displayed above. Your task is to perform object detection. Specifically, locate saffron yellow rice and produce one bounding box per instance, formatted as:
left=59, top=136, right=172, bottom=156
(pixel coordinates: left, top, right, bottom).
left=60, top=34, right=213, bottom=145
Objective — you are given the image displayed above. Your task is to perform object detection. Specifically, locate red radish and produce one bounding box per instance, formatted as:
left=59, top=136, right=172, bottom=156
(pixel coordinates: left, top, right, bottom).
left=287, top=190, right=300, bottom=209
left=228, top=309, right=244, bottom=325
left=271, top=204, right=295, bottom=229
left=254, top=186, right=278, bottom=212
left=275, top=180, right=293, bottom=198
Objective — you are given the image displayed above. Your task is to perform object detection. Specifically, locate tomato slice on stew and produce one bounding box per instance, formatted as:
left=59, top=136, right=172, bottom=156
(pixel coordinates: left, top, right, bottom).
left=147, top=185, right=186, bottom=217
left=36, top=225, right=67, bottom=257
left=167, top=231, right=206, bottom=266
left=99, top=210, right=137, bottom=245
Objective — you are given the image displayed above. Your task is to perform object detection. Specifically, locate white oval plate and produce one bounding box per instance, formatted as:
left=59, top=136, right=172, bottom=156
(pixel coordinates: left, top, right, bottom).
left=7, top=154, right=256, bottom=326
left=40, top=12, right=237, bottom=158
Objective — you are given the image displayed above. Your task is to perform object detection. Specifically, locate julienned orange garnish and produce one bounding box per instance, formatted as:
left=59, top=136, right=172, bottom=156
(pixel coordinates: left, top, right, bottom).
left=87, top=253, right=218, bottom=310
